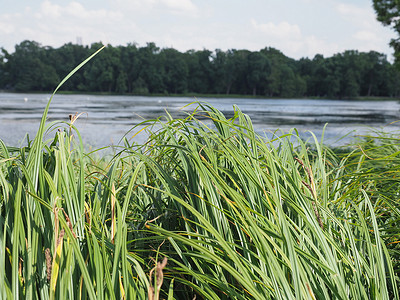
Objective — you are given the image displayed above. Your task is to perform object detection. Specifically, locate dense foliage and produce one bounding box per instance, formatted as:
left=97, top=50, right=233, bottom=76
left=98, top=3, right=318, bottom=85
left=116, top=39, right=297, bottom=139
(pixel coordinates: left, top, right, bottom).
left=373, top=0, right=400, bottom=62
left=0, top=100, right=399, bottom=299
left=1, top=40, right=400, bottom=98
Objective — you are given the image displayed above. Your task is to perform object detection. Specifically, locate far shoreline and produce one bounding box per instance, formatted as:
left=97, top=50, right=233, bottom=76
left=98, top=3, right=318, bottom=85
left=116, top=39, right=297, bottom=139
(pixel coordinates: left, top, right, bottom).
left=1, top=90, right=400, bottom=102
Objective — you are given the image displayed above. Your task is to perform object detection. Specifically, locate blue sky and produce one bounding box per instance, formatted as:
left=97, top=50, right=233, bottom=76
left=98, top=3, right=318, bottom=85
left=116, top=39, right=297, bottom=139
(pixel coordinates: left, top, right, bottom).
left=0, top=0, right=395, bottom=60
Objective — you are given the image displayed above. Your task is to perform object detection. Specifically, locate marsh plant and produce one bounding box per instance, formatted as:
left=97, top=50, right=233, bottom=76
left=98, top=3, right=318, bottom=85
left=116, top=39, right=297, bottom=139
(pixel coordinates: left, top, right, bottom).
left=0, top=49, right=399, bottom=299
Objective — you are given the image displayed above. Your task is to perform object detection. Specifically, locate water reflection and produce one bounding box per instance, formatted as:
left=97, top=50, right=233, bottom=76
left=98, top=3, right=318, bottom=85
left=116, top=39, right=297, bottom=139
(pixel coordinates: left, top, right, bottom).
left=0, top=93, right=399, bottom=147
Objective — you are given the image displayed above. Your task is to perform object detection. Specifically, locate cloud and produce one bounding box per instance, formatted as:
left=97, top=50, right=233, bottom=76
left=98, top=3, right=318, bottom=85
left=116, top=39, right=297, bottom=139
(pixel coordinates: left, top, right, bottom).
left=36, top=1, right=123, bottom=22
left=39, top=0, right=61, bottom=17
left=0, top=0, right=393, bottom=60
left=114, top=0, right=198, bottom=16
left=0, top=20, right=14, bottom=34
left=251, top=19, right=301, bottom=39
left=354, top=30, right=378, bottom=42
left=334, top=2, right=394, bottom=56
left=335, top=3, right=377, bottom=29
left=25, top=1, right=131, bottom=47
left=336, top=3, right=366, bottom=15
left=250, top=19, right=340, bottom=58
left=160, top=0, right=197, bottom=14
left=0, top=1, right=142, bottom=53
left=303, top=35, right=340, bottom=57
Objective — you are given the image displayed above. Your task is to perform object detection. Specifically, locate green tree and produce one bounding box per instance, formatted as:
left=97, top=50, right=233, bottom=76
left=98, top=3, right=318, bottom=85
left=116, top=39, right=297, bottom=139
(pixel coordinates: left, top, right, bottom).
left=48, top=43, right=90, bottom=91
left=358, top=51, right=390, bottom=96
left=246, top=51, right=270, bottom=96
left=278, top=65, right=306, bottom=98
left=230, top=50, right=250, bottom=95
left=261, top=48, right=285, bottom=96
left=6, top=40, right=59, bottom=91
left=84, top=43, right=121, bottom=92
left=342, top=69, right=360, bottom=97
left=136, top=42, right=165, bottom=93
left=115, top=70, right=128, bottom=93
left=0, top=48, right=9, bottom=88
left=261, top=47, right=306, bottom=97
left=297, top=57, right=317, bottom=97
left=161, top=48, right=188, bottom=94
left=373, top=0, right=400, bottom=62
left=336, top=51, right=362, bottom=98
left=387, top=64, right=400, bottom=96
left=312, top=55, right=337, bottom=98
left=2, top=39, right=399, bottom=97
left=212, top=49, right=233, bottom=94
left=120, top=43, right=140, bottom=93
left=185, top=49, right=213, bottom=93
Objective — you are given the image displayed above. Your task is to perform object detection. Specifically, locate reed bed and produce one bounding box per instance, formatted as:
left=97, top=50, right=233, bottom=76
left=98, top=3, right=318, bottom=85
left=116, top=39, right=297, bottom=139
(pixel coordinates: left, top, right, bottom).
left=0, top=53, right=399, bottom=299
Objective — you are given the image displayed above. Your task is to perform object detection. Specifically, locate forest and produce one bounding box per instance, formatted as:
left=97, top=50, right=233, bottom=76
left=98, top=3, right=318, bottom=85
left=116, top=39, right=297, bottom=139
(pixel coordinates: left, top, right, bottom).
left=1, top=40, right=400, bottom=98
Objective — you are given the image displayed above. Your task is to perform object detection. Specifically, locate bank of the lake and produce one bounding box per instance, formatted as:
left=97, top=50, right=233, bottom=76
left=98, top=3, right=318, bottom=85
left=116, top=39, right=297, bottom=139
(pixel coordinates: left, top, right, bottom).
left=47, top=90, right=400, bottom=101
left=4, top=89, right=400, bottom=101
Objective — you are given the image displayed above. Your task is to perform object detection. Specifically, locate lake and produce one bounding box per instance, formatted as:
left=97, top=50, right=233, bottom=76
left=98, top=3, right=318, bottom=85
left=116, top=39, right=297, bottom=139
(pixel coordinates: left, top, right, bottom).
left=1, top=93, right=399, bottom=148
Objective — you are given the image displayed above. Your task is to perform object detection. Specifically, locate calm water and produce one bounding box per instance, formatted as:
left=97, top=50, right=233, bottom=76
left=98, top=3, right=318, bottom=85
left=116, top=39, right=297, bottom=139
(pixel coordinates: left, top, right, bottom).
left=1, top=93, right=399, bottom=148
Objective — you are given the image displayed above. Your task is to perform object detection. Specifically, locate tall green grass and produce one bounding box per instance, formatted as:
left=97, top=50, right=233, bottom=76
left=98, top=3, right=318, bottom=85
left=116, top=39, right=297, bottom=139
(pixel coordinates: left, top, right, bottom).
left=0, top=51, right=399, bottom=299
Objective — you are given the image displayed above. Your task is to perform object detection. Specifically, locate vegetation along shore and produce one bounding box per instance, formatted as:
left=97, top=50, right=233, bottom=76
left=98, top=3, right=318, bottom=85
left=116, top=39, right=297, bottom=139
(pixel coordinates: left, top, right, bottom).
left=1, top=40, right=400, bottom=99
left=0, top=48, right=399, bottom=299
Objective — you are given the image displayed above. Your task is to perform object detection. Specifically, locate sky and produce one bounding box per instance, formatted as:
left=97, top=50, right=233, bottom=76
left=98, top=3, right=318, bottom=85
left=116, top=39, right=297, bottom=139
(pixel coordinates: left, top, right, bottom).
left=0, top=0, right=396, bottom=60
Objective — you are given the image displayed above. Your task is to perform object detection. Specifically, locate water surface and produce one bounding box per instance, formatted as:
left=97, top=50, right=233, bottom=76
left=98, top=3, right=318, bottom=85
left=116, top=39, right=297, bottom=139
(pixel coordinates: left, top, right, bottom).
left=1, top=93, right=399, bottom=148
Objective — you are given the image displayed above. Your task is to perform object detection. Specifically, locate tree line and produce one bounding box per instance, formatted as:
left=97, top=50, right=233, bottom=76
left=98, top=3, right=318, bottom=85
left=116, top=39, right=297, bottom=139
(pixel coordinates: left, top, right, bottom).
left=1, top=40, right=400, bottom=98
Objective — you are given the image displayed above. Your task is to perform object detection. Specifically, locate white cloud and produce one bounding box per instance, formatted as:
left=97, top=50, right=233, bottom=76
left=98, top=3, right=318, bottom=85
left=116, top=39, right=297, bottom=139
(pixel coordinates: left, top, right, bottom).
left=36, top=1, right=123, bottom=22
left=250, top=19, right=340, bottom=58
left=0, top=20, right=14, bottom=34
left=160, top=0, right=197, bottom=14
left=335, top=3, right=378, bottom=29
left=336, top=3, right=366, bottom=15
left=354, top=30, right=378, bottom=42
left=0, top=1, right=140, bottom=51
left=40, top=0, right=61, bottom=17
left=0, top=0, right=394, bottom=60
left=113, top=0, right=198, bottom=16
left=303, top=35, right=340, bottom=57
left=251, top=19, right=301, bottom=39
left=331, top=2, right=394, bottom=57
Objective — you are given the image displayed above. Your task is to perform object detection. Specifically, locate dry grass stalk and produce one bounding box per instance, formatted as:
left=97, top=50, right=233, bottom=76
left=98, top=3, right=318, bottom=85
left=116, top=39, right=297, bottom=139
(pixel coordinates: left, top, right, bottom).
left=57, top=229, right=65, bottom=247
left=297, top=158, right=324, bottom=229
left=148, top=257, right=168, bottom=300
left=62, top=209, right=77, bottom=239
left=45, top=248, right=52, bottom=282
